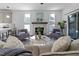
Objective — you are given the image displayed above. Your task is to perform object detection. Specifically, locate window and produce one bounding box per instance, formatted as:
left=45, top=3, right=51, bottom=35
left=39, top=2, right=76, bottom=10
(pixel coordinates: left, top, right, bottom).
left=24, top=14, right=30, bottom=23
left=24, top=24, right=30, bottom=32
left=50, top=14, right=55, bottom=21
left=48, top=14, right=55, bottom=33
left=24, top=14, right=30, bottom=32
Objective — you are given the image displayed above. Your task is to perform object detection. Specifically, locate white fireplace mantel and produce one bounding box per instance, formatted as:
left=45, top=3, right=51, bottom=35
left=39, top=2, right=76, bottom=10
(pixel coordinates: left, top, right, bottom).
left=32, top=22, right=48, bottom=24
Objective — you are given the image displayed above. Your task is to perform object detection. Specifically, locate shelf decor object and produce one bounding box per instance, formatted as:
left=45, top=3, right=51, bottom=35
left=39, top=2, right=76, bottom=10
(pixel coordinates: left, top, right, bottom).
left=36, top=12, right=44, bottom=22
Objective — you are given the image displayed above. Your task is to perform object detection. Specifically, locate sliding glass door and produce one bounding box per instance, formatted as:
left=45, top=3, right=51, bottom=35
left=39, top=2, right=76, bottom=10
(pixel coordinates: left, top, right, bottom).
left=77, top=12, right=79, bottom=38
left=68, top=13, right=77, bottom=39
left=68, top=12, right=79, bottom=39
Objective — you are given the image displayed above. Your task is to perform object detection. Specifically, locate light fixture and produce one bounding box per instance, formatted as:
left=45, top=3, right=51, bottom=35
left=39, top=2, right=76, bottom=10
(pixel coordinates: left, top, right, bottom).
left=40, top=3, right=44, bottom=5
left=6, top=15, right=10, bottom=18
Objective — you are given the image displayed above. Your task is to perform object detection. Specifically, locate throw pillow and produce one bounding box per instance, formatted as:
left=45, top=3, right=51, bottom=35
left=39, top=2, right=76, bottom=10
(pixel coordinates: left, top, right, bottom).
left=0, top=40, right=5, bottom=48
left=51, top=36, right=71, bottom=52
left=69, top=39, right=79, bottom=51
left=3, top=35, right=25, bottom=49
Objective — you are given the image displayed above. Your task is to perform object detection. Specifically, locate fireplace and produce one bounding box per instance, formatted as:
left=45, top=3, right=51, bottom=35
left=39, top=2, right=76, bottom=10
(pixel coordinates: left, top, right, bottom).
left=35, top=27, right=44, bottom=35
left=31, top=22, right=48, bottom=35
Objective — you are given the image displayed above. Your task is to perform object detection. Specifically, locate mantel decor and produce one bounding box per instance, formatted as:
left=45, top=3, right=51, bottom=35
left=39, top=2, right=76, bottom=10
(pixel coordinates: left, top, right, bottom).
left=36, top=12, right=44, bottom=22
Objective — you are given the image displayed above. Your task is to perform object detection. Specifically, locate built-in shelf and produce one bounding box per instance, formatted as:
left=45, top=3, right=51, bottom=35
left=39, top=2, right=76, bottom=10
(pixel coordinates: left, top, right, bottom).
left=32, top=22, right=48, bottom=24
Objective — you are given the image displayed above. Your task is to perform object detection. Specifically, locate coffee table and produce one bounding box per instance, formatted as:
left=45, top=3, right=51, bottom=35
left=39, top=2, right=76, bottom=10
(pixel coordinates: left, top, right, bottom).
left=27, top=35, right=51, bottom=46
left=24, top=35, right=54, bottom=55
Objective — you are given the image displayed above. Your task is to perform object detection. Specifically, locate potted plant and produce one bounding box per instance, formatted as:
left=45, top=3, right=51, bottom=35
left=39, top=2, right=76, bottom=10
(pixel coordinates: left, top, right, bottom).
left=37, top=27, right=42, bottom=39
left=58, top=20, right=66, bottom=35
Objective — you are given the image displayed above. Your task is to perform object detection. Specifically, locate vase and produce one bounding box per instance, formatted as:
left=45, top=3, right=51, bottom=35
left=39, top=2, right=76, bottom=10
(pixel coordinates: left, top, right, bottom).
left=35, top=34, right=38, bottom=40
left=61, top=29, right=64, bottom=36
left=38, top=32, right=41, bottom=39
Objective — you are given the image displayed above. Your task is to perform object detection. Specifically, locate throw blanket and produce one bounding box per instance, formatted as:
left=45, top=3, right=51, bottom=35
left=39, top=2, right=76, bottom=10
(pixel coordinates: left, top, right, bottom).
left=0, top=48, right=32, bottom=56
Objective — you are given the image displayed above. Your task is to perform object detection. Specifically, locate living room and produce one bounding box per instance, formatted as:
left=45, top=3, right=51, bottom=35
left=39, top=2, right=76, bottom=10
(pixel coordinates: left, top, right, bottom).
left=0, top=3, right=79, bottom=56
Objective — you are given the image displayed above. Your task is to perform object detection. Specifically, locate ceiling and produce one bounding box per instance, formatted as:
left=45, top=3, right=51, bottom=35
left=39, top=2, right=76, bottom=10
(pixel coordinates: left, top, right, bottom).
left=0, top=3, right=79, bottom=10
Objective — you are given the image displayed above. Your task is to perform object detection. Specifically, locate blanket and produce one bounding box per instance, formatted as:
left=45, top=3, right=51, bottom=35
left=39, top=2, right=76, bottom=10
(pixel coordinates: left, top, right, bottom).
left=0, top=48, right=32, bottom=56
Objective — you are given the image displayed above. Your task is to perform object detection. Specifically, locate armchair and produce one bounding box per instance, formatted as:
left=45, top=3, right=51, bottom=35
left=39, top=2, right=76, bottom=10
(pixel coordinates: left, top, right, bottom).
left=49, top=29, right=61, bottom=39
left=17, top=29, right=30, bottom=43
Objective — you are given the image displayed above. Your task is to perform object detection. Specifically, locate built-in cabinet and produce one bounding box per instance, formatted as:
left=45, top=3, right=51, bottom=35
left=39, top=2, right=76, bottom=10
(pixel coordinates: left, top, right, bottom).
left=68, top=12, right=79, bottom=39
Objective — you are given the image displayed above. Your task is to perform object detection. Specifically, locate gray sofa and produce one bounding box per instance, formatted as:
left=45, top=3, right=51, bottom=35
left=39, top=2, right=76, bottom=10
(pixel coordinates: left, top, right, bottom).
left=1, top=35, right=79, bottom=56
left=24, top=36, right=79, bottom=56
left=40, top=51, right=79, bottom=56
left=40, top=36, right=79, bottom=56
left=24, top=44, right=52, bottom=56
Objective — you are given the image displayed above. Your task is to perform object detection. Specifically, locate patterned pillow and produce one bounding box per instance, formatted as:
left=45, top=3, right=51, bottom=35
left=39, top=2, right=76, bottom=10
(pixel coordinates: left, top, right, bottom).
left=3, top=35, right=25, bottom=49
left=51, top=36, right=71, bottom=52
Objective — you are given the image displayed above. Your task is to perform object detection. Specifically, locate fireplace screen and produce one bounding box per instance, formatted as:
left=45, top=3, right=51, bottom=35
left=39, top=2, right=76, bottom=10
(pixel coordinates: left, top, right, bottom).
left=35, top=27, right=44, bottom=35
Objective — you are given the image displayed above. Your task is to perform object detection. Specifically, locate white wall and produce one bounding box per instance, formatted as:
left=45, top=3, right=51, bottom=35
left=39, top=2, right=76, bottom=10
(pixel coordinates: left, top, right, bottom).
left=12, top=10, right=62, bottom=35
left=12, top=11, right=25, bottom=29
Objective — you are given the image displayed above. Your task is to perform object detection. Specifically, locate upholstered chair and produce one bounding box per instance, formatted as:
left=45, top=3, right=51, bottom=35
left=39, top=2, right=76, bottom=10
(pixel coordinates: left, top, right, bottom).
left=49, top=29, right=61, bottom=40
left=17, top=29, right=30, bottom=43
